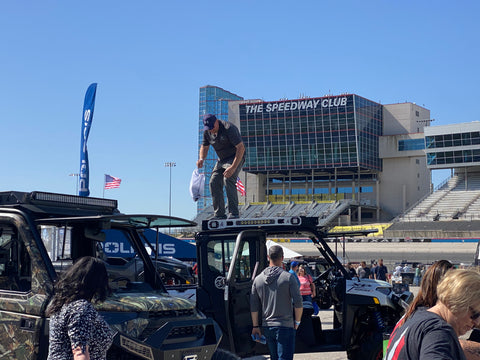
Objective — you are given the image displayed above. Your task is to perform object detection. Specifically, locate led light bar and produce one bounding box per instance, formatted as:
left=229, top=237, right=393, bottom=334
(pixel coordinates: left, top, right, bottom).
left=31, top=191, right=118, bottom=209
left=203, top=216, right=305, bottom=231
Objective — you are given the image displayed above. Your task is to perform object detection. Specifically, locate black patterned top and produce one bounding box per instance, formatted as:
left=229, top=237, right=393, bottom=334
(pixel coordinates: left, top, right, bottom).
left=48, top=299, right=114, bottom=360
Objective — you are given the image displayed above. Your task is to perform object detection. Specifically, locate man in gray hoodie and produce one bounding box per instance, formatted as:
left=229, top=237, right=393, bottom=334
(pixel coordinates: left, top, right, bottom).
left=250, top=245, right=303, bottom=360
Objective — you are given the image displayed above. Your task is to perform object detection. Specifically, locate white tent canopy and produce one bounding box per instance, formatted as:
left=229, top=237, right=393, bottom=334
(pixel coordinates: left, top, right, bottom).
left=266, top=240, right=303, bottom=260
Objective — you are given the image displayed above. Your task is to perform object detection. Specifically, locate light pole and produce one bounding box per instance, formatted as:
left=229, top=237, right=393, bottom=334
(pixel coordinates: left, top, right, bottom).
left=164, top=162, right=176, bottom=232
left=69, top=173, right=79, bottom=195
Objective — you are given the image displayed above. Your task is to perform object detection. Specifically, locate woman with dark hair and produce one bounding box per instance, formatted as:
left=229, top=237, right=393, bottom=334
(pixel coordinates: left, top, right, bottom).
left=47, top=256, right=113, bottom=360
left=387, top=260, right=453, bottom=344
left=400, top=259, right=454, bottom=325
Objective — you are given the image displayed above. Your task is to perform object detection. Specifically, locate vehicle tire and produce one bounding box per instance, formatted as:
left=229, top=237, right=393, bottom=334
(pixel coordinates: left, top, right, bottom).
left=211, top=348, right=241, bottom=360
left=349, top=332, right=383, bottom=360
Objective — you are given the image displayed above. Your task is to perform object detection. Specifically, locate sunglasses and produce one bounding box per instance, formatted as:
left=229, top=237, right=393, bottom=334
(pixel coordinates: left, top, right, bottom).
left=470, top=308, right=480, bottom=322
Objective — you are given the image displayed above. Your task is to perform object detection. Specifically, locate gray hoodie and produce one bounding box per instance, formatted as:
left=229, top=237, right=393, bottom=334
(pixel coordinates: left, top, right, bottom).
left=250, top=266, right=303, bottom=328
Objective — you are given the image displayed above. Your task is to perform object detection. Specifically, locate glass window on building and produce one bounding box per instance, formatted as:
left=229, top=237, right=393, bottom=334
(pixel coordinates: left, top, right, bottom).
left=398, top=138, right=425, bottom=151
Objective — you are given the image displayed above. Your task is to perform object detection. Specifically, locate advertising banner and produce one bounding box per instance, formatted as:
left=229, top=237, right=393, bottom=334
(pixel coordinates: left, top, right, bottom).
left=79, top=83, right=97, bottom=197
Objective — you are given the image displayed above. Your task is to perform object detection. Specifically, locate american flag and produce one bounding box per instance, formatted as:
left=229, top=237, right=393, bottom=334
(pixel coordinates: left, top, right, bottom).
left=104, top=174, right=121, bottom=189
left=236, top=177, right=245, bottom=196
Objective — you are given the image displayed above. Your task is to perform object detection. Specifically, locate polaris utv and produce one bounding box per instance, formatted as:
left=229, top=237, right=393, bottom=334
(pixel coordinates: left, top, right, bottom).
left=0, top=191, right=221, bottom=360
left=195, top=216, right=412, bottom=360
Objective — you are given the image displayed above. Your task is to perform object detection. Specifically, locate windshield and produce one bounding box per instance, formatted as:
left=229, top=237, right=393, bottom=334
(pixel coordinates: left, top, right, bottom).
left=39, top=222, right=168, bottom=294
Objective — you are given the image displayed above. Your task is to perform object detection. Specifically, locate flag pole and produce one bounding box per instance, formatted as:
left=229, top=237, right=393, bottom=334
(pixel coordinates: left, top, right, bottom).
left=103, top=174, right=106, bottom=198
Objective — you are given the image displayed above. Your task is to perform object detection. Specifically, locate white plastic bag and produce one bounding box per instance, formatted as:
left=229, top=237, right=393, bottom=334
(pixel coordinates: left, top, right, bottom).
left=189, top=168, right=205, bottom=202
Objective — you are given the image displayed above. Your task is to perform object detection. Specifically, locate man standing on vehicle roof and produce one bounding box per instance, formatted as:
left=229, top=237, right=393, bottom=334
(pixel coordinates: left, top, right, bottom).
left=250, top=245, right=303, bottom=360
left=197, top=114, right=245, bottom=219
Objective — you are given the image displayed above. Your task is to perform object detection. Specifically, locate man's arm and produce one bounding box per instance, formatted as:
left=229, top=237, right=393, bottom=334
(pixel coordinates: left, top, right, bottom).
left=250, top=281, right=262, bottom=336
left=294, top=307, right=303, bottom=330
left=289, top=274, right=303, bottom=329
left=223, top=142, right=245, bottom=178
left=251, top=311, right=262, bottom=336
left=197, top=145, right=209, bottom=168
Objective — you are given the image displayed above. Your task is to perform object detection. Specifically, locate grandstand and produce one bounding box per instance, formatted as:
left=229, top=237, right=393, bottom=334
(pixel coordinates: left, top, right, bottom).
left=402, top=172, right=480, bottom=222
left=384, top=169, right=480, bottom=241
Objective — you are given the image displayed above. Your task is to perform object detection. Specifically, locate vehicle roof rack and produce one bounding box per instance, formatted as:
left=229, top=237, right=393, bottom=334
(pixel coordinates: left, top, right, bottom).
left=201, top=216, right=318, bottom=231
left=0, top=191, right=118, bottom=211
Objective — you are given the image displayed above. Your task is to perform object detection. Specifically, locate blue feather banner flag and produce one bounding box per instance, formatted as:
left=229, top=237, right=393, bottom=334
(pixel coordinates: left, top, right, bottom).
left=79, top=83, right=97, bottom=197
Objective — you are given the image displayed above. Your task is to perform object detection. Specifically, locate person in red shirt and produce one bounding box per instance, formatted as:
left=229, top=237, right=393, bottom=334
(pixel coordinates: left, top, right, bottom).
left=297, top=265, right=315, bottom=303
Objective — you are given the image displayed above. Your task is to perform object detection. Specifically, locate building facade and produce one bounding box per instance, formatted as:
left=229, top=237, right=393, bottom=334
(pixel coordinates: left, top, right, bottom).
left=379, top=102, right=432, bottom=216
left=425, top=122, right=480, bottom=169
left=239, top=94, right=382, bottom=173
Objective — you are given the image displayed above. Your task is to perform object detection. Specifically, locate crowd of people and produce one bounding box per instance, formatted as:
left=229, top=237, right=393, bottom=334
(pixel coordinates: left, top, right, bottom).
left=346, top=258, right=391, bottom=282
left=346, top=258, right=431, bottom=286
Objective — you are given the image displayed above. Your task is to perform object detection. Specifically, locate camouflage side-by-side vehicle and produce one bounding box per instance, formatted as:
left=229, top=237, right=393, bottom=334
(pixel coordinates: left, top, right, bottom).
left=0, top=191, right=222, bottom=360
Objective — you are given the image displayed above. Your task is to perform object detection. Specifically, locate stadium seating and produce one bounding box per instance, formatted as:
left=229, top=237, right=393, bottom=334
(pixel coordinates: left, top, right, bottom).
left=399, top=172, right=480, bottom=222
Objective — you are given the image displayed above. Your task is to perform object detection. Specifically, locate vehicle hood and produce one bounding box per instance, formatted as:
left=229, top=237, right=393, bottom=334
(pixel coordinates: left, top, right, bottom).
left=346, top=278, right=390, bottom=296
left=94, top=292, right=197, bottom=339
left=95, top=292, right=196, bottom=312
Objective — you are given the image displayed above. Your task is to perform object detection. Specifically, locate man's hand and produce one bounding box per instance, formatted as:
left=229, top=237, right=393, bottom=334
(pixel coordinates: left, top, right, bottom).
left=223, top=165, right=236, bottom=178
left=197, top=145, right=209, bottom=169
left=251, top=326, right=262, bottom=337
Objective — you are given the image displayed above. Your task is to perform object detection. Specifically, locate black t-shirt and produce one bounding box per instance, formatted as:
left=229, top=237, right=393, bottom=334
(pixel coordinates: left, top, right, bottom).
left=202, top=120, right=242, bottom=161
left=364, top=267, right=371, bottom=277
left=375, top=265, right=388, bottom=281
left=386, top=309, right=466, bottom=360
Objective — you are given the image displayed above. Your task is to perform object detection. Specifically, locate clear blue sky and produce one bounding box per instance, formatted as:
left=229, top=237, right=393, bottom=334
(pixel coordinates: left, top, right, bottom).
left=1, top=1, right=479, bottom=221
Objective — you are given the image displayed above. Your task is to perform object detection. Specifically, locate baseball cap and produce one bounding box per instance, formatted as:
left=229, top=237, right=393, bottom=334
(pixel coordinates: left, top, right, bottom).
left=290, top=261, right=299, bottom=268
left=203, top=114, right=217, bottom=130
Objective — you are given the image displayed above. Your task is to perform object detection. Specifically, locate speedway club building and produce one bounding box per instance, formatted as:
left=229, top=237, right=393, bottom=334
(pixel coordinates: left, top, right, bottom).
left=198, top=85, right=432, bottom=222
